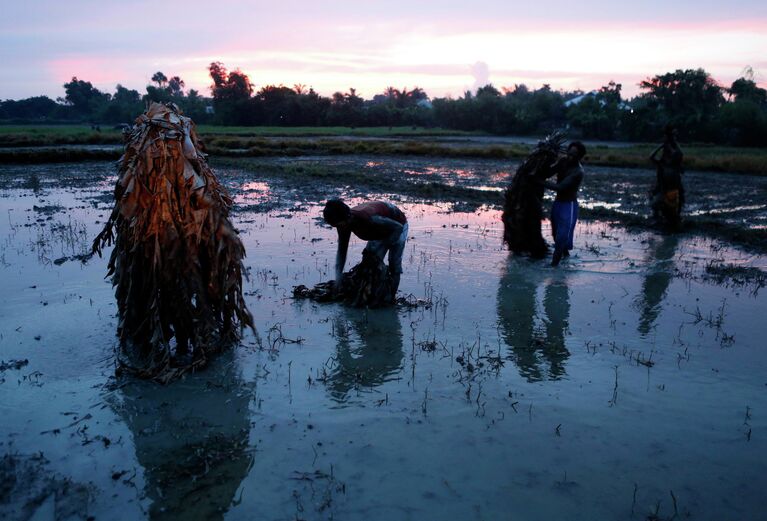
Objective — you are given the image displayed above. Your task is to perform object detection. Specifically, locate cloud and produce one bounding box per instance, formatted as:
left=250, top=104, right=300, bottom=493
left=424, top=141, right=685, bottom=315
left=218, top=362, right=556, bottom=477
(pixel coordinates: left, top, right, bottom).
left=1, top=2, right=766, bottom=99
left=471, top=61, right=490, bottom=93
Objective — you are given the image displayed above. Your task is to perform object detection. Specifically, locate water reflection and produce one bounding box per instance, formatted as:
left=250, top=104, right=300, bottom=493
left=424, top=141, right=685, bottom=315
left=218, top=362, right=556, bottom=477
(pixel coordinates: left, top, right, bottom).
left=497, top=260, right=571, bottom=381
left=636, top=235, right=679, bottom=336
left=111, top=353, right=253, bottom=520
left=326, top=307, right=404, bottom=399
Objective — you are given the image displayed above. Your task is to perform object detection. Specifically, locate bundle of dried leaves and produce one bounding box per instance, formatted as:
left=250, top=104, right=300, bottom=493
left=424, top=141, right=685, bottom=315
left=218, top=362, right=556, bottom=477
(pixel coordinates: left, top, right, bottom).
left=93, top=102, right=253, bottom=382
left=502, top=132, right=566, bottom=258
left=293, top=250, right=395, bottom=308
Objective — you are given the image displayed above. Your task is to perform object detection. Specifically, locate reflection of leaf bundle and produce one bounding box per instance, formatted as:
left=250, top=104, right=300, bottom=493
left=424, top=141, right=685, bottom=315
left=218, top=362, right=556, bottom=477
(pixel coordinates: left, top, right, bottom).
left=293, top=250, right=394, bottom=308
left=502, top=132, right=566, bottom=257
left=93, top=102, right=253, bottom=381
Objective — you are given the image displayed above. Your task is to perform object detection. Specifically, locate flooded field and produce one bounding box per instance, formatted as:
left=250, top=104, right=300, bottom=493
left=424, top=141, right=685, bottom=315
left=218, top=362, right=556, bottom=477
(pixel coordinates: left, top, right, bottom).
left=1, top=159, right=766, bottom=520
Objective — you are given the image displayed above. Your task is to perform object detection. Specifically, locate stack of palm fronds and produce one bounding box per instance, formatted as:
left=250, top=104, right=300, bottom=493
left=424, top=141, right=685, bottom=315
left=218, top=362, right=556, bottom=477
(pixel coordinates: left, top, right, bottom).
left=502, top=132, right=566, bottom=257
left=93, top=102, right=253, bottom=381
left=293, top=250, right=395, bottom=308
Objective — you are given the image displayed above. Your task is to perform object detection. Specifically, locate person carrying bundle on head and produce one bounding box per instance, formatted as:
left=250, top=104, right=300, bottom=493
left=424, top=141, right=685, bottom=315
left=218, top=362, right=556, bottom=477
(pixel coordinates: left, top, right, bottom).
left=649, top=124, right=684, bottom=226
left=323, top=199, right=408, bottom=303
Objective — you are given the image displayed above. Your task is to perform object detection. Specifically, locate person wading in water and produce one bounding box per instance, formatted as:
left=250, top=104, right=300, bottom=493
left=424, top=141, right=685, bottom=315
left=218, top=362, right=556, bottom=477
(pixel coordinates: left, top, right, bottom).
left=533, top=141, right=586, bottom=267
left=649, top=124, right=684, bottom=226
left=322, top=199, right=409, bottom=302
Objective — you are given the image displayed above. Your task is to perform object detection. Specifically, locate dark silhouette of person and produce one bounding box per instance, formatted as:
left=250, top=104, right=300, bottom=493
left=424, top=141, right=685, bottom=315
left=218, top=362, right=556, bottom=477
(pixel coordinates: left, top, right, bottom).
left=649, top=124, right=685, bottom=225
left=496, top=260, right=571, bottom=381
left=323, top=199, right=408, bottom=302
left=636, top=234, right=679, bottom=337
left=111, top=351, right=253, bottom=521
left=326, top=306, right=404, bottom=400
left=502, top=133, right=564, bottom=259
left=537, top=141, right=586, bottom=266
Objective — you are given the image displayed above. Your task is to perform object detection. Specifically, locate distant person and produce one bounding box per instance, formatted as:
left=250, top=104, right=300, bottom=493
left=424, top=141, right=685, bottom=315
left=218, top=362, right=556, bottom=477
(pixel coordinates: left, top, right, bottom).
left=649, top=124, right=684, bottom=225
left=533, top=141, right=586, bottom=266
left=323, top=199, right=408, bottom=301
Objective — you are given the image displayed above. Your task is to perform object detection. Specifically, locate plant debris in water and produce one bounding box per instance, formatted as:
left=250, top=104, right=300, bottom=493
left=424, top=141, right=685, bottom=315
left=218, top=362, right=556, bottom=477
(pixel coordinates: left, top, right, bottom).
left=92, top=102, right=254, bottom=382
left=502, top=133, right=566, bottom=257
left=293, top=250, right=396, bottom=308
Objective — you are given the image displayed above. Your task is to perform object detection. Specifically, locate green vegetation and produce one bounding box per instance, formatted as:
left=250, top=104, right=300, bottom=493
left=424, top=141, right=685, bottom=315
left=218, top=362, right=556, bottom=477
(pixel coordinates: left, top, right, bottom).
left=1, top=125, right=765, bottom=174
left=3, top=65, right=766, bottom=146
left=195, top=125, right=477, bottom=137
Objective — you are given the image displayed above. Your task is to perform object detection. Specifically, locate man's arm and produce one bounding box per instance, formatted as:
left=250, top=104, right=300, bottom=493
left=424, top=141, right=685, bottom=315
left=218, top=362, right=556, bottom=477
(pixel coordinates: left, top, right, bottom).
left=335, top=229, right=351, bottom=284
left=370, top=216, right=404, bottom=242
left=540, top=157, right=565, bottom=179
left=542, top=170, right=583, bottom=193
left=649, top=144, right=664, bottom=164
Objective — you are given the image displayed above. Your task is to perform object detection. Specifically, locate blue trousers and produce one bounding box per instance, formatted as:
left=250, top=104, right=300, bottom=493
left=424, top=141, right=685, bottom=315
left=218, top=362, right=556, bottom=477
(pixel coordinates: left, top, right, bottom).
left=551, top=201, right=578, bottom=252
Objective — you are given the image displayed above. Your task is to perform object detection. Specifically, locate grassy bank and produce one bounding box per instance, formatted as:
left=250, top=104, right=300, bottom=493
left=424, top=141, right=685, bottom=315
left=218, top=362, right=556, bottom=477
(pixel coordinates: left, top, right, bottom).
left=195, top=125, right=477, bottom=137
left=207, top=139, right=767, bottom=175
left=0, top=124, right=471, bottom=146
left=1, top=125, right=765, bottom=174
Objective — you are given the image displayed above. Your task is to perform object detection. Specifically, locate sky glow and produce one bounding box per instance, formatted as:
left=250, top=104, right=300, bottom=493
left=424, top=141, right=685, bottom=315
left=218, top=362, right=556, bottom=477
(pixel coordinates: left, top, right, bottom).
left=2, top=1, right=765, bottom=100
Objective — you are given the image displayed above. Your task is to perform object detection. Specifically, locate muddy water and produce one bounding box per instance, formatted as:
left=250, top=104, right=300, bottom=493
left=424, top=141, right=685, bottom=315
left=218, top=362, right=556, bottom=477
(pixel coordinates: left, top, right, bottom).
left=1, top=172, right=766, bottom=520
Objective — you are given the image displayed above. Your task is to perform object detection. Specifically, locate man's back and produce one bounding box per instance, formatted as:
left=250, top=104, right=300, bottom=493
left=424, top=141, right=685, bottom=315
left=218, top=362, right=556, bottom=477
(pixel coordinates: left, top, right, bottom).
left=350, top=201, right=407, bottom=241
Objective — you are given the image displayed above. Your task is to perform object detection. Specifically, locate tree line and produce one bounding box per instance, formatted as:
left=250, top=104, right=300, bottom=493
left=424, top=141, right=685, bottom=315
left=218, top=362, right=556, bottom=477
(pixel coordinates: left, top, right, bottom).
left=1, top=63, right=765, bottom=146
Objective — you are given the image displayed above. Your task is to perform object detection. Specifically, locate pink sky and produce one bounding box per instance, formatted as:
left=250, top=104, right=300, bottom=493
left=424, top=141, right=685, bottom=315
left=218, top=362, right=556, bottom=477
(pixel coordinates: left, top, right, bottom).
left=2, top=1, right=766, bottom=100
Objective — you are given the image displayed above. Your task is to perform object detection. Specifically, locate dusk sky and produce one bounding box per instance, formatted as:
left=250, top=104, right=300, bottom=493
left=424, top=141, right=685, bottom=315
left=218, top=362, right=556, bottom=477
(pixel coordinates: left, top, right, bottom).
left=2, top=0, right=766, bottom=100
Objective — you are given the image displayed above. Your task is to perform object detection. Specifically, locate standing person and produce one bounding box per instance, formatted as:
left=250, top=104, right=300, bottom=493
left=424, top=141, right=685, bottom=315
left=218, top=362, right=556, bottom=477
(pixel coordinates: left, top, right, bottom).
left=535, top=141, right=586, bottom=267
left=322, top=199, right=409, bottom=302
left=649, top=124, right=685, bottom=225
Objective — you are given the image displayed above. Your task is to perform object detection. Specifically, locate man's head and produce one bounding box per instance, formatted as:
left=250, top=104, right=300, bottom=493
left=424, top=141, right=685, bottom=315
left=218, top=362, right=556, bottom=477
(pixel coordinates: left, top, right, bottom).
left=323, top=198, right=351, bottom=227
left=567, top=141, right=586, bottom=162
left=664, top=123, right=678, bottom=141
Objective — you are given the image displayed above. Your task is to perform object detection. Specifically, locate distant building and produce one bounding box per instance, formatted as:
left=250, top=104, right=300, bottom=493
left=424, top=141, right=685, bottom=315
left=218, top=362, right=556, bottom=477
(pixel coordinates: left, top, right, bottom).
left=564, top=91, right=630, bottom=110
left=564, top=91, right=598, bottom=107
left=416, top=99, right=433, bottom=109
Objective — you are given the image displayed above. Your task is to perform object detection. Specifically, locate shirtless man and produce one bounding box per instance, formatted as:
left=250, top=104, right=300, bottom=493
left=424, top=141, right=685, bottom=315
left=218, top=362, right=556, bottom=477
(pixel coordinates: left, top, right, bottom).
left=322, top=199, right=409, bottom=300
left=536, top=141, right=586, bottom=267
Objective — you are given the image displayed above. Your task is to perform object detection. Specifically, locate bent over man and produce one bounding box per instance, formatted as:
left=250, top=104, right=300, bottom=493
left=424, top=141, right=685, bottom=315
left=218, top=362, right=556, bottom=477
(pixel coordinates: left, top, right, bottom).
left=323, top=199, right=409, bottom=301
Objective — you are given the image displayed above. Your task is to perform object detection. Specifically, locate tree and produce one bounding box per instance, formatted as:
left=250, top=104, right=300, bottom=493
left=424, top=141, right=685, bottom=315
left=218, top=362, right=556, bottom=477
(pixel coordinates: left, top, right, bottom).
left=639, top=68, right=725, bottom=140
left=566, top=81, right=623, bottom=139
left=61, top=77, right=110, bottom=116
left=151, top=72, right=168, bottom=88
left=100, top=84, right=143, bottom=122
left=476, top=84, right=501, bottom=97
left=207, top=62, right=255, bottom=124
left=0, top=96, right=60, bottom=121
left=209, top=62, right=253, bottom=101
left=729, top=77, right=767, bottom=105
left=167, top=76, right=185, bottom=97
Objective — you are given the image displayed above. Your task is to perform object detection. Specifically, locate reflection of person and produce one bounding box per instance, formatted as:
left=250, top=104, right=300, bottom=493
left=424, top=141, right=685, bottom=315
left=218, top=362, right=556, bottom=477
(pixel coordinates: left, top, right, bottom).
left=649, top=124, right=685, bottom=225
left=111, top=353, right=252, bottom=521
left=496, top=261, right=571, bottom=381
left=542, top=278, right=570, bottom=379
left=537, top=141, right=586, bottom=266
left=327, top=307, right=404, bottom=400
left=323, top=199, right=408, bottom=301
left=636, top=234, right=679, bottom=336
